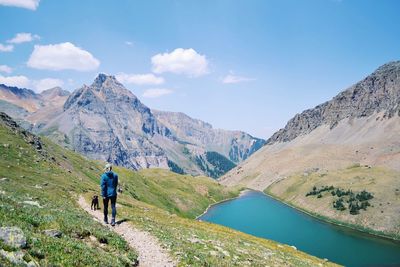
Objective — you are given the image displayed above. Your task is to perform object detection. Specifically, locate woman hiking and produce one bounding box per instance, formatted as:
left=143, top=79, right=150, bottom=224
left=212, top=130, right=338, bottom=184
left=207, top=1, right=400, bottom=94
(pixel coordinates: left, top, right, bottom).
left=101, top=163, right=119, bottom=226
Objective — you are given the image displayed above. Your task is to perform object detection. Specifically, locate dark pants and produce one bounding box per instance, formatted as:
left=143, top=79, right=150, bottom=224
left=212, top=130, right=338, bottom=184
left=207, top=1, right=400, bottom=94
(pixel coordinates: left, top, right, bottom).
left=103, top=195, right=117, bottom=221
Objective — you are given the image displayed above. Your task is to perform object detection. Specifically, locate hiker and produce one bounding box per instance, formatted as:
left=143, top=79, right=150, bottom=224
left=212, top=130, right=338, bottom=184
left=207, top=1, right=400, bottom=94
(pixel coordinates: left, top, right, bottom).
left=101, top=163, right=119, bottom=226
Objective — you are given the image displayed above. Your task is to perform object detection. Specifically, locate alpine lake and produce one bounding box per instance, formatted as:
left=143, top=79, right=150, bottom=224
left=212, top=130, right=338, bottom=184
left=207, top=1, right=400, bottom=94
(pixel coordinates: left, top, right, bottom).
left=199, top=190, right=400, bottom=267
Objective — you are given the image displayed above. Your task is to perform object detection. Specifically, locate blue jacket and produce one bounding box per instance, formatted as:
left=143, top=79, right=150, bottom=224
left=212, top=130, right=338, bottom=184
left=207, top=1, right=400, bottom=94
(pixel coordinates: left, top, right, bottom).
left=100, top=171, right=118, bottom=197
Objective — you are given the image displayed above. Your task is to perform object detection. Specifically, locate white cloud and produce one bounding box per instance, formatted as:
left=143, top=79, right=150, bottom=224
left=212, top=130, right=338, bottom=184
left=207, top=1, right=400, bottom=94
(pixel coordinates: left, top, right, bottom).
left=125, top=41, right=133, bottom=46
left=7, top=32, right=40, bottom=44
left=222, top=74, right=255, bottom=84
left=142, top=88, right=173, bottom=98
left=0, top=0, right=40, bottom=10
left=33, top=78, right=64, bottom=92
left=0, top=44, right=14, bottom=52
left=0, top=75, right=30, bottom=88
left=116, top=73, right=164, bottom=85
left=151, top=48, right=209, bottom=77
left=0, top=65, right=12, bottom=74
left=27, top=42, right=100, bottom=71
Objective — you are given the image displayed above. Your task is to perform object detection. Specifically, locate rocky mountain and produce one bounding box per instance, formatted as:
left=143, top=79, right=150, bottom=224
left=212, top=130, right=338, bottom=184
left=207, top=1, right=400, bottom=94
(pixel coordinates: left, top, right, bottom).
left=267, top=61, right=400, bottom=145
left=41, top=74, right=171, bottom=170
left=40, top=86, right=70, bottom=100
left=27, top=87, right=71, bottom=125
left=221, top=61, right=400, bottom=189
left=0, top=74, right=264, bottom=177
left=153, top=110, right=265, bottom=163
left=0, top=85, right=70, bottom=128
left=0, top=84, right=41, bottom=112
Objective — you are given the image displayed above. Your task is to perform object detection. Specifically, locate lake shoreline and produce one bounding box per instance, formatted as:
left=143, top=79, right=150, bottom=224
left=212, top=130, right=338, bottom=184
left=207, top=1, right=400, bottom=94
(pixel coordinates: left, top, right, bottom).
left=262, top=189, right=400, bottom=243
left=196, top=189, right=251, bottom=220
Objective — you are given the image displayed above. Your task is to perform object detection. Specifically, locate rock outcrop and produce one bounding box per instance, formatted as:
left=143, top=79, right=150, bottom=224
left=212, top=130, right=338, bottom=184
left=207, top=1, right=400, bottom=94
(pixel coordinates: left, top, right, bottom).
left=0, top=227, right=27, bottom=249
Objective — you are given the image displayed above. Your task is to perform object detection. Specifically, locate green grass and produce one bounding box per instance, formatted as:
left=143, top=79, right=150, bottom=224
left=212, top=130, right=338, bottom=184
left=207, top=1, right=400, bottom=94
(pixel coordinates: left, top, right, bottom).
left=0, top=124, right=138, bottom=266
left=0, top=117, right=339, bottom=266
left=115, top=167, right=239, bottom=219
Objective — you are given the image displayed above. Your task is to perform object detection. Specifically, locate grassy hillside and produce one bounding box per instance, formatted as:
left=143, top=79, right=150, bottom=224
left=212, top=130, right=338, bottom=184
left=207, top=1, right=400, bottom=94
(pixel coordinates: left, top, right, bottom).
left=113, top=167, right=239, bottom=219
left=265, top=165, right=400, bottom=240
left=220, top=115, right=400, bottom=191
left=0, top=113, right=338, bottom=266
left=0, top=116, right=138, bottom=266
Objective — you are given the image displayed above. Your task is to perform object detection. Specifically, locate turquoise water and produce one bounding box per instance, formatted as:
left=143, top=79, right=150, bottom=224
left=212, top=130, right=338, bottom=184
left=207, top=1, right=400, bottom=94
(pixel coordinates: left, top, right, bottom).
left=199, top=190, right=400, bottom=267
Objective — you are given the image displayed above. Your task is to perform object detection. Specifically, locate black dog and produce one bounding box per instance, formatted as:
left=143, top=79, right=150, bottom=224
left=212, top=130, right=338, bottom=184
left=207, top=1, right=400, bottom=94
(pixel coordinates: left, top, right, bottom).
left=91, top=195, right=99, bottom=210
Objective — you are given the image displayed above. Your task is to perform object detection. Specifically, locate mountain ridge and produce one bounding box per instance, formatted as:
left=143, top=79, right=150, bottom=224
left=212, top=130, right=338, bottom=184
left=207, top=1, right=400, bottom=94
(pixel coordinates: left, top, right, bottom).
left=267, top=61, right=400, bottom=145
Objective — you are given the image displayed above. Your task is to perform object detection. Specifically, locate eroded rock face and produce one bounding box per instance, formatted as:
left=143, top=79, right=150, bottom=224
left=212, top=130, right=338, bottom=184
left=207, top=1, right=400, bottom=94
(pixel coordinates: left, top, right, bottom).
left=267, top=61, right=400, bottom=144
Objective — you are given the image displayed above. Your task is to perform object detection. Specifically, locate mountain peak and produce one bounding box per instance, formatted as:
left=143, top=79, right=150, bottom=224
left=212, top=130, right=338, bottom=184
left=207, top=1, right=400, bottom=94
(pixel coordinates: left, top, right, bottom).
left=92, top=73, right=120, bottom=88
left=40, top=87, right=70, bottom=98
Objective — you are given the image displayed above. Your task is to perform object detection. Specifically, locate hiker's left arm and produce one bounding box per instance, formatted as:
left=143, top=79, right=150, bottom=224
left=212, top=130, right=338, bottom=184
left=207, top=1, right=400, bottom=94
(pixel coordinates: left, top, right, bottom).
left=100, top=175, right=107, bottom=198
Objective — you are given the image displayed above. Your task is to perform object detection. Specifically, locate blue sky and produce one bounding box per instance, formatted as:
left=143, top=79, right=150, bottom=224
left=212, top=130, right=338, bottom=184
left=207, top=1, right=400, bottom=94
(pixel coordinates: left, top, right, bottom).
left=0, top=0, right=399, bottom=138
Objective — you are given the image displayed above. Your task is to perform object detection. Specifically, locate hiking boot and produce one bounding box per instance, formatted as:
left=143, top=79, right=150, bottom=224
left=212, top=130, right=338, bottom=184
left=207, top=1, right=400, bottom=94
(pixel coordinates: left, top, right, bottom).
left=111, top=218, right=115, bottom=227
left=104, top=217, right=108, bottom=224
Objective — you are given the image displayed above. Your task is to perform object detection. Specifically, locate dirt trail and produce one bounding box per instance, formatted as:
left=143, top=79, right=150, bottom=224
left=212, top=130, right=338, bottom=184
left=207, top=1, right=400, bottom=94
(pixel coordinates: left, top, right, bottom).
left=78, top=196, right=176, bottom=267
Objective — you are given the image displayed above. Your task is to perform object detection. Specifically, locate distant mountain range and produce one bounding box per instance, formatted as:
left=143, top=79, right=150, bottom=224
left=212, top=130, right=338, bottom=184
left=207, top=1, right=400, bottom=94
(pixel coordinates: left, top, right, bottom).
left=0, top=74, right=264, bottom=177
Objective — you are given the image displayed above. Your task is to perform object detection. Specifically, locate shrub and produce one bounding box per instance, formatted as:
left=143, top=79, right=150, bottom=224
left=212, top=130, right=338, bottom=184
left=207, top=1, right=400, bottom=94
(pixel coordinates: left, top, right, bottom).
left=308, top=185, right=374, bottom=215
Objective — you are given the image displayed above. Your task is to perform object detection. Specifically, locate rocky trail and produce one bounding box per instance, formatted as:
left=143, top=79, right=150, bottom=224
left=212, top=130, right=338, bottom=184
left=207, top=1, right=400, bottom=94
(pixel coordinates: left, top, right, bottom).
left=77, top=196, right=176, bottom=267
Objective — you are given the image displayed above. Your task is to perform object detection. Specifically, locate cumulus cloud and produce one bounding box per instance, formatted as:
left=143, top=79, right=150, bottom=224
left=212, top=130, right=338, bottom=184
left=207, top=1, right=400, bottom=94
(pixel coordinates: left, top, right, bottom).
left=27, top=42, right=100, bottom=71
left=222, top=74, right=255, bottom=84
left=151, top=48, right=209, bottom=77
left=116, top=73, right=164, bottom=85
left=0, top=75, right=30, bottom=88
left=0, top=0, right=40, bottom=10
left=0, top=44, right=14, bottom=52
left=0, top=65, right=13, bottom=74
left=142, top=88, right=173, bottom=98
left=33, top=78, right=64, bottom=92
left=7, top=32, right=40, bottom=44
